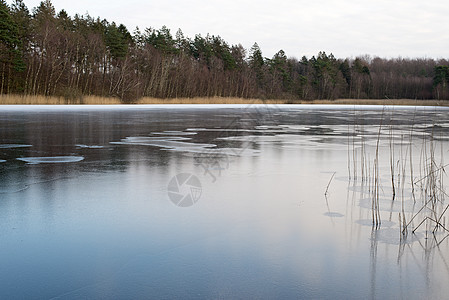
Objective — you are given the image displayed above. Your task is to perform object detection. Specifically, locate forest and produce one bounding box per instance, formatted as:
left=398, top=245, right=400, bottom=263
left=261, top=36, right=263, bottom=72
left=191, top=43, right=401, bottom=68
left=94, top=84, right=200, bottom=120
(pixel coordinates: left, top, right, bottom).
left=1, top=0, right=449, bottom=102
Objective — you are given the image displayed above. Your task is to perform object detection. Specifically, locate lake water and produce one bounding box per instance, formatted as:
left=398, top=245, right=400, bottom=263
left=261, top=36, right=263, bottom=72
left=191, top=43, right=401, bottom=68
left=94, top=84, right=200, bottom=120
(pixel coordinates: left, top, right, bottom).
left=1, top=104, right=449, bottom=299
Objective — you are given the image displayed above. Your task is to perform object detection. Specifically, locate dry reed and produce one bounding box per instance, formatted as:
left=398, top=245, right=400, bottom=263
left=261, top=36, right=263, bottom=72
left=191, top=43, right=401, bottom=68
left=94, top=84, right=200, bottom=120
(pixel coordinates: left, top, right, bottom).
left=0, top=94, right=122, bottom=105
left=347, top=107, right=448, bottom=237
left=1, top=94, right=449, bottom=106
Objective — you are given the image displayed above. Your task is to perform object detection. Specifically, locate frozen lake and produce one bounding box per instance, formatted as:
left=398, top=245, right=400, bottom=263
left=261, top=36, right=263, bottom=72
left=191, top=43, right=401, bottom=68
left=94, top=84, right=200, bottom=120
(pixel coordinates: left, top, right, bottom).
left=1, top=104, right=449, bottom=299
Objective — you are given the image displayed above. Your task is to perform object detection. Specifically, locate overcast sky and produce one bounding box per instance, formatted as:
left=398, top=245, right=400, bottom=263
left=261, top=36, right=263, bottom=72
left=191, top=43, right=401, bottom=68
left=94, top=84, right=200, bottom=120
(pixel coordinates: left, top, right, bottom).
left=10, top=0, right=449, bottom=59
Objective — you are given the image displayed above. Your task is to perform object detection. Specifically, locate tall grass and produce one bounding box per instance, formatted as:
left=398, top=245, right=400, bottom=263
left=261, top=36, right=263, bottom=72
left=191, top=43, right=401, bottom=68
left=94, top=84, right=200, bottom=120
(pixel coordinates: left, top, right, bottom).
left=0, top=95, right=283, bottom=105
left=2, top=94, right=449, bottom=105
left=0, top=94, right=122, bottom=105
left=312, top=99, right=449, bottom=106
left=347, top=108, right=449, bottom=239
left=138, top=97, right=283, bottom=104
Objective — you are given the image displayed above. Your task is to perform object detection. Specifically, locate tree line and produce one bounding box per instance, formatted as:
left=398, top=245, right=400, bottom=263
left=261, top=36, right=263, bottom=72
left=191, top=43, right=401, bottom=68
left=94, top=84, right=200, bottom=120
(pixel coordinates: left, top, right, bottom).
left=1, top=0, right=449, bottom=102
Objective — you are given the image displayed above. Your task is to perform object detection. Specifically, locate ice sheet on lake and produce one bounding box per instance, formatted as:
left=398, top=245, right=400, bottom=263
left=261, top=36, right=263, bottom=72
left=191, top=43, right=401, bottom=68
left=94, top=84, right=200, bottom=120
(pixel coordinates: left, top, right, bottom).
left=187, top=128, right=256, bottom=133
left=0, top=184, right=29, bottom=194
left=199, top=124, right=354, bottom=138
left=151, top=131, right=197, bottom=136
left=359, top=197, right=416, bottom=213
left=178, top=147, right=260, bottom=157
left=76, top=144, right=105, bottom=149
left=324, top=212, right=344, bottom=218
left=189, top=124, right=351, bottom=136
left=218, top=133, right=349, bottom=151
left=111, top=136, right=260, bottom=156
left=111, top=137, right=215, bottom=149
left=186, top=128, right=207, bottom=131
left=370, top=228, right=422, bottom=245
left=16, top=156, right=84, bottom=164
left=218, top=135, right=280, bottom=142
left=277, top=125, right=313, bottom=131
left=115, top=136, right=191, bottom=142
left=0, top=144, right=32, bottom=149
left=355, top=219, right=395, bottom=227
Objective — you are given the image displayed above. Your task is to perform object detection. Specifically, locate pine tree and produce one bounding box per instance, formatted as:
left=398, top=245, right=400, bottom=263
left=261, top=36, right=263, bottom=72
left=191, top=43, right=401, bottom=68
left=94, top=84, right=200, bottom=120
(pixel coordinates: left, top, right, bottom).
left=0, top=0, right=24, bottom=93
left=105, top=22, right=129, bottom=59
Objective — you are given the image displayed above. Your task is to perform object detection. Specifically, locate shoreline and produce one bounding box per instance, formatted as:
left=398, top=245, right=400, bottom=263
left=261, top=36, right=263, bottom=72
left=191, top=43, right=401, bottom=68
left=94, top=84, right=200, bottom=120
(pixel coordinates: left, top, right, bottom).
left=0, top=95, right=448, bottom=106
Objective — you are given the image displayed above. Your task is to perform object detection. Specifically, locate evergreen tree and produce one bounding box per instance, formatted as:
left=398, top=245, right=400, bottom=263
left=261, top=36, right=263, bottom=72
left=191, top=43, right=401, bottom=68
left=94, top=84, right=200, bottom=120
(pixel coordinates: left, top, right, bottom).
left=105, top=22, right=129, bottom=58
left=145, top=26, right=177, bottom=54
left=433, top=65, right=449, bottom=99
left=0, top=0, right=24, bottom=93
left=0, top=0, right=21, bottom=62
left=249, top=43, right=265, bottom=89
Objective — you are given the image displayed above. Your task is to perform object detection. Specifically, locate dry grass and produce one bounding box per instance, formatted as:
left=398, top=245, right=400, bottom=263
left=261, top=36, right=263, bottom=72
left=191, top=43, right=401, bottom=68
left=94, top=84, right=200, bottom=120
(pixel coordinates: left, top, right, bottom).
left=305, top=99, right=449, bottom=106
left=1, top=94, right=449, bottom=106
left=0, top=94, right=122, bottom=105
left=138, top=96, right=283, bottom=104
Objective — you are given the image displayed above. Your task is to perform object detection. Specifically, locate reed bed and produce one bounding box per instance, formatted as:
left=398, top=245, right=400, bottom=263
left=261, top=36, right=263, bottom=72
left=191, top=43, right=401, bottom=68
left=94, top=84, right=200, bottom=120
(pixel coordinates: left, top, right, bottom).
left=138, top=97, right=283, bottom=104
left=1, top=94, right=449, bottom=106
left=348, top=108, right=449, bottom=241
left=0, top=94, right=122, bottom=105
left=308, top=99, right=449, bottom=106
left=0, top=95, right=282, bottom=105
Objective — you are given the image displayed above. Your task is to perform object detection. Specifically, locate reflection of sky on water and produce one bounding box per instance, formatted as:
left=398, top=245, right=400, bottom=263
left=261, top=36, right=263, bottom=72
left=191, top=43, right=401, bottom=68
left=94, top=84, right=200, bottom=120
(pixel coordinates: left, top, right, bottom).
left=0, top=105, right=448, bottom=298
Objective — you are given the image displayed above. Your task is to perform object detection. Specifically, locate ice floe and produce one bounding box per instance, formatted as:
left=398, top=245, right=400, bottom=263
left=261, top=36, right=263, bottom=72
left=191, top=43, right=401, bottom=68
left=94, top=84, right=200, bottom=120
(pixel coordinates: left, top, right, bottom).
left=111, top=136, right=260, bottom=156
left=324, top=212, right=344, bottom=218
left=76, top=144, right=105, bottom=149
left=0, top=144, right=32, bottom=149
left=151, top=131, right=197, bottom=136
left=16, top=156, right=84, bottom=164
left=111, top=137, right=215, bottom=149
